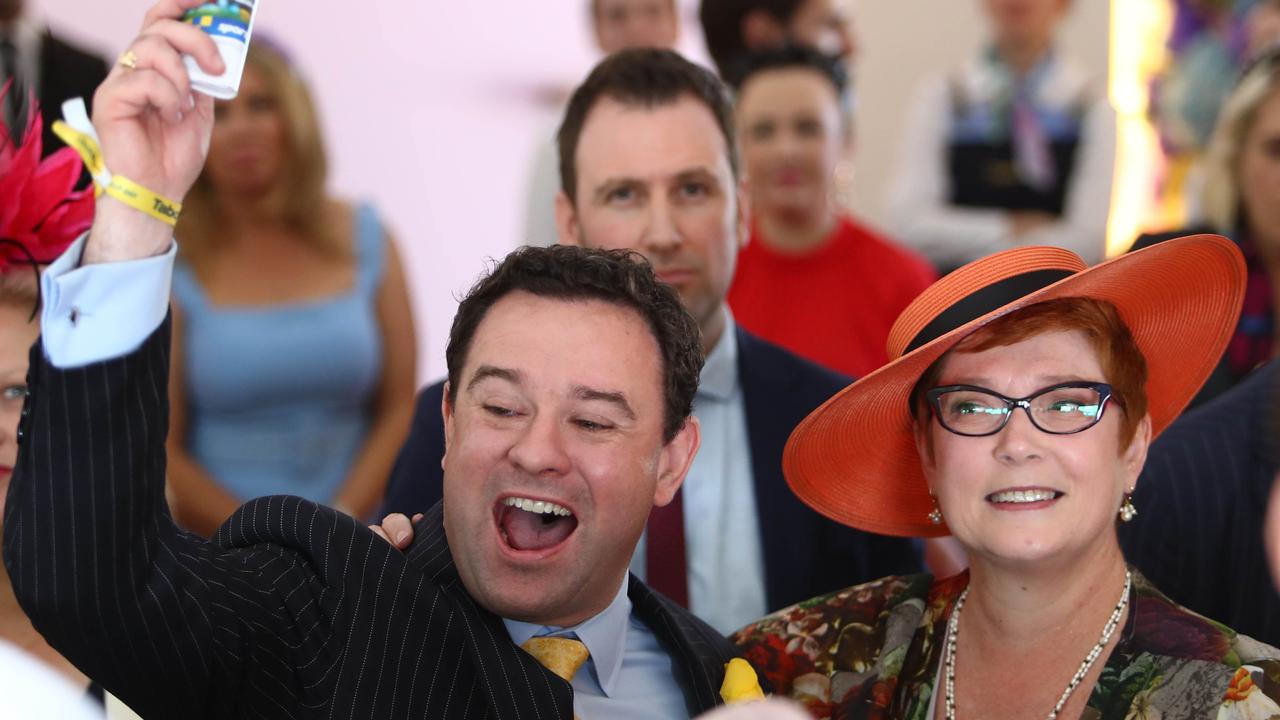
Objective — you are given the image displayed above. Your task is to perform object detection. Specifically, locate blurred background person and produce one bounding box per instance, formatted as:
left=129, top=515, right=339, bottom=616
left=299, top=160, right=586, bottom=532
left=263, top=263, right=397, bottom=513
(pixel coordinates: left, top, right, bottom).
left=1131, top=48, right=1280, bottom=403
left=886, top=0, right=1116, bottom=272
left=167, top=41, right=417, bottom=536
left=1149, top=0, right=1280, bottom=224
left=726, top=46, right=935, bottom=380
left=1249, top=0, right=1280, bottom=57
left=0, top=0, right=106, bottom=154
left=698, top=0, right=855, bottom=87
left=594, top=0, right=681, bottom=52
left=1120, top=361, right=1279, bottom=646
left=522, top=0, right=680, bottom=248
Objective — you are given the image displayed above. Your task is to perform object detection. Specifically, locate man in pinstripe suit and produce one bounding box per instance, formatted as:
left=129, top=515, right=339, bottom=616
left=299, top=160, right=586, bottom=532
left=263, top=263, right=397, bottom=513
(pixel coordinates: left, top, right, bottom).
left=1119, top=361, right=1280, bottom=646
left=3, top=1, right=752, bottom=716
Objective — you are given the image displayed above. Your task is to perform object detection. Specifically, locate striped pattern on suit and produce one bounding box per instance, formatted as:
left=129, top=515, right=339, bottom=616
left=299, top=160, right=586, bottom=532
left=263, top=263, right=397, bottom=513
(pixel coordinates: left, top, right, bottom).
left=1119, top=361, right=1280, bottom=646
left=4, top=318, right=737, bottom=718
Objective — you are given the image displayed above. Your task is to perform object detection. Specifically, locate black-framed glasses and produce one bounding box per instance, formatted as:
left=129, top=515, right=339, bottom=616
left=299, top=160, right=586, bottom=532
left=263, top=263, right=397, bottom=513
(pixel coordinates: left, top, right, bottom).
left=926, top=381, right=1116, bottom=437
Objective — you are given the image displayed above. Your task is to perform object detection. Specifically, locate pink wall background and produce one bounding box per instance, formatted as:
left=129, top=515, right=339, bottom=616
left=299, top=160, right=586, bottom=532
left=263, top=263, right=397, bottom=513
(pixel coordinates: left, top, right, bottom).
left=36, top=0, right=710, bottom=383
left=34, top=1, right=1109, bottom=384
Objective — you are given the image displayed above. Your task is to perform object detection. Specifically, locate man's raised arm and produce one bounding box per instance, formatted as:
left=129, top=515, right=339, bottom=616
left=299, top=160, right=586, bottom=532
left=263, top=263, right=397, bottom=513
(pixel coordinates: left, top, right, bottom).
left=2, top=3, right=296, bottom=715
left=84, top=0, right=221, bottom=267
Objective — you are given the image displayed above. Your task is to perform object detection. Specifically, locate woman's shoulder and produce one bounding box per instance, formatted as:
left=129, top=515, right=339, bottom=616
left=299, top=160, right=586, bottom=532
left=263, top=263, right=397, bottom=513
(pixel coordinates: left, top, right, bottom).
left=730, top=574, right=955, bottom=701
left=1108, top=572, right=1280, bottom=717
left=318, top=198, right=387, bottom=288
left=1128, top=572, right=1280, bottom=665
left=732, top=574, right=936, bottom=638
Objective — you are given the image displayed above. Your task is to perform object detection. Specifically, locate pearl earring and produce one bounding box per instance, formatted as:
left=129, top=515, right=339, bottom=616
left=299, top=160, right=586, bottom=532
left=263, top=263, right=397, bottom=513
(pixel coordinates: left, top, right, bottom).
left=1119, top=493, right=1137, bottom=523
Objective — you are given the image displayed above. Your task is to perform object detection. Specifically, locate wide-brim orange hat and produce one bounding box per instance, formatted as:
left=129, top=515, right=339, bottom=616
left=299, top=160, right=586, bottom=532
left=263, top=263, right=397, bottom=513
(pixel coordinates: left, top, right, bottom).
left=783, top=235, right=1246, bottom=538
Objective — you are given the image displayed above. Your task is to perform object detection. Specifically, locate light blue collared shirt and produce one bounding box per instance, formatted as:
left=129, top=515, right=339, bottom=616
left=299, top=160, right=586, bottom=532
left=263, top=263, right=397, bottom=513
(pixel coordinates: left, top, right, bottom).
left=505, top=576, right=688, bottom=719
left=40, top=234, right=175, bottom=368
left=630, top=311, right=768, bottom=635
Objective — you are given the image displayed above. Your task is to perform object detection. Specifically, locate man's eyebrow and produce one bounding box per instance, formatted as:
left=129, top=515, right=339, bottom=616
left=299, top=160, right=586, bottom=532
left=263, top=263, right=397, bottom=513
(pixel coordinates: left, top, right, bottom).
left=672, top=168, right=725, bottom=193
left=673, top=167, right=719, bottom=183
left=591, top=177, right=642, bottom=203
left=572, top=385, right=637, bottom=421
left=466, top=366, right=521, bottom=393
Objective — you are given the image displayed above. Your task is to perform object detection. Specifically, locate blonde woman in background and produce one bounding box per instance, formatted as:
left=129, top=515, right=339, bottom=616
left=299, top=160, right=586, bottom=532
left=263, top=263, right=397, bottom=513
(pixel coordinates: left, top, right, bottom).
left=1131, top=48, right=1280, bottom=403
left=168, top=40, right=417, bottom=535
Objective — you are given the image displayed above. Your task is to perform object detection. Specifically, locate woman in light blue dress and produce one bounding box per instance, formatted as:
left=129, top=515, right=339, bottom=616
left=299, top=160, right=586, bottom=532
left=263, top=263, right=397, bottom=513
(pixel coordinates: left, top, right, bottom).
left=168, top=40, right=417, bottom=535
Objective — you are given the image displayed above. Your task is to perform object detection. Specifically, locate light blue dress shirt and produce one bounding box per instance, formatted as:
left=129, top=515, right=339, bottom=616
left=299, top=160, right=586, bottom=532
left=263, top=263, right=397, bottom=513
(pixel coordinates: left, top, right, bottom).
left=505, top=576, right=689, bottom=719
left=38, top=237, right=699, bottom=718
left=40, top=234, right=175, bottom=368
left=630, top=311, right=768, bottom=635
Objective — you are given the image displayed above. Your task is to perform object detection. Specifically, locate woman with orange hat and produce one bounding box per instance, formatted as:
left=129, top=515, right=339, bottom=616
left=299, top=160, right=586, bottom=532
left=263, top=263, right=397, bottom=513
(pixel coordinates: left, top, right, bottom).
left=731, top=236, right=1280, bottom=718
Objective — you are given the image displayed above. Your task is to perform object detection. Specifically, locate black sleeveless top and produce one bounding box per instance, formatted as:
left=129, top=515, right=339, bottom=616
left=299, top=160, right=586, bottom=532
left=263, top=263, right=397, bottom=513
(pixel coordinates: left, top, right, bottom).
left=945, top=79, right=1088, bottom=216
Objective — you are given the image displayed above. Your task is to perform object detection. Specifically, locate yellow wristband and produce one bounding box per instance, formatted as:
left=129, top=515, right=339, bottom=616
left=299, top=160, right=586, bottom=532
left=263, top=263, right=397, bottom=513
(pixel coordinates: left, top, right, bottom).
left=105, top=176, right=183, bottom=226
left=53, top=111, right=182, bottom=225
left=52, top=120, right=107, bottom=185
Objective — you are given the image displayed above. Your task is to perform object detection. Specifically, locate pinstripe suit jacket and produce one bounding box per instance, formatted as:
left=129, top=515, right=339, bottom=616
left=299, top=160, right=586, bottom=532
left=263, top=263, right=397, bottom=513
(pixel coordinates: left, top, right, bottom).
left=1120, top=361, right=1280, bottom=646
left=3, top=319, right=739, bottom=719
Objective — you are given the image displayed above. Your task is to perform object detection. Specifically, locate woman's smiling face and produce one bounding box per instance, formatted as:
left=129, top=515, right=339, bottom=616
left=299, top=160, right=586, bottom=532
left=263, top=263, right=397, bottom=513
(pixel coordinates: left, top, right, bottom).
left=919, top=328, right=1150, bottom=569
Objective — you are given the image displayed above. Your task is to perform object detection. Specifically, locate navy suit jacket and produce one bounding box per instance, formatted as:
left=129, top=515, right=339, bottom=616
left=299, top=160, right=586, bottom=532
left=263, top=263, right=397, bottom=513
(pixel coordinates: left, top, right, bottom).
left=1119, top=361, right=1280, bottom=646
left=383, top=326, right=923, bottom=617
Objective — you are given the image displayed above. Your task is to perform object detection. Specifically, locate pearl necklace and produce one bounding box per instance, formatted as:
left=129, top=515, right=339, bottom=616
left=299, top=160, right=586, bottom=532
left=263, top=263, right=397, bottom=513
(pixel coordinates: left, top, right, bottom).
left=942, top=569, right=1132, bottom=720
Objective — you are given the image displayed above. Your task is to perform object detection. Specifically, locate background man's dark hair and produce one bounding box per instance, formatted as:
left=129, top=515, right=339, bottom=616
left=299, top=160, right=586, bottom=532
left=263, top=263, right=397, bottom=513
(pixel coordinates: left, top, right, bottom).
left=556, top=48, right=738, bottom=204
left=699, top=0, right=805, bottom=82
left=445, top=245, right=704, bottom=442
left=728, top=44, right=849, bottom=98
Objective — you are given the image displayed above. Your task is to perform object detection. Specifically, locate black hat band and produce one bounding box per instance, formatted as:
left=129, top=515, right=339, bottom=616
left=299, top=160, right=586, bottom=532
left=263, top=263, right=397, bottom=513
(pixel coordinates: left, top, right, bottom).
left=904, top=268, right=1075, bottom=353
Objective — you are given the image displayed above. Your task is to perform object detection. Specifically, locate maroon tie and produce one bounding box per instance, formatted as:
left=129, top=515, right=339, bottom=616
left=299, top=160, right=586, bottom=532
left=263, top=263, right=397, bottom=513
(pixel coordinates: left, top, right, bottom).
left=645, top=488, right=688, bottom=607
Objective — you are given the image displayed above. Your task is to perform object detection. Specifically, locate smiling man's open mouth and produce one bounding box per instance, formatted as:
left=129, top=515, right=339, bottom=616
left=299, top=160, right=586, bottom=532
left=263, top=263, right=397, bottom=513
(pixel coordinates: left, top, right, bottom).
left=496, top=497, right=579, bottom=552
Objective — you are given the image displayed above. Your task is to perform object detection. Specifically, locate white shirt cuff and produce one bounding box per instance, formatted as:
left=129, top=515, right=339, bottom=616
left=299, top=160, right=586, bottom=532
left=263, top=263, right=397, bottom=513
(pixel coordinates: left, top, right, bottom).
left=40, top=233, right=176, bottom=368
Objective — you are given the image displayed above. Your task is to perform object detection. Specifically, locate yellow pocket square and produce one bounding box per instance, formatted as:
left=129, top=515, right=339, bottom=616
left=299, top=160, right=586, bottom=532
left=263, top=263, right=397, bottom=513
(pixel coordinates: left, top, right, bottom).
left=720, top=658, right=765, bottom=703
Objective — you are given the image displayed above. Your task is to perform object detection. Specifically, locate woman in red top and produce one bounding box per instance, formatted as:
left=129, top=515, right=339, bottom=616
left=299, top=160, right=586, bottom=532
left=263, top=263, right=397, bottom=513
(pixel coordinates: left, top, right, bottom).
left=726, top=46, right=936, bottom=379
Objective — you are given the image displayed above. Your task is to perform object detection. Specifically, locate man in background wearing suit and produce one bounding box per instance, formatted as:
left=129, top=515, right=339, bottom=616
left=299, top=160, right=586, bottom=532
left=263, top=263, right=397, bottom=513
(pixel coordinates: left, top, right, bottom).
left=4, top=2, right=752, bottom=716
left=1120, top=361, right=1280, bottom=646
left=0, top=0, right=107, bottom=152
left=381, top=48, right=922, bottom=635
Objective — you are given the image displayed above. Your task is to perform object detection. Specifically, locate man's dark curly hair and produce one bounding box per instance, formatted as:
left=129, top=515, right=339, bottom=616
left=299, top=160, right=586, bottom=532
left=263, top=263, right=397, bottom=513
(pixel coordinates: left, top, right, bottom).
left=445, top=244, right=704, bottom=443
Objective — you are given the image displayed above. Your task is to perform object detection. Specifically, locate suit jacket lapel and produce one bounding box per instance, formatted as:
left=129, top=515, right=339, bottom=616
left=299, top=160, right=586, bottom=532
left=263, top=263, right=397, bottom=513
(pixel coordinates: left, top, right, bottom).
left=406, top=503, right=575, bottom=719
left=629, top=574, right=727, bottom=716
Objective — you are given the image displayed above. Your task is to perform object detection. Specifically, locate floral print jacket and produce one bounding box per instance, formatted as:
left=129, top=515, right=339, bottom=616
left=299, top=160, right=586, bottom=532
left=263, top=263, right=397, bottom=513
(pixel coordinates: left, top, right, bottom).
left=731, top=569, right=1280, bottom=719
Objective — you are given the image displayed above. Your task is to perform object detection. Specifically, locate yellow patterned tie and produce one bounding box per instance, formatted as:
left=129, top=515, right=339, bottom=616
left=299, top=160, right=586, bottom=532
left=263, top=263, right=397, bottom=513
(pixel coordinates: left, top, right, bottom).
left=521, top=636, right=590, bottom=682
